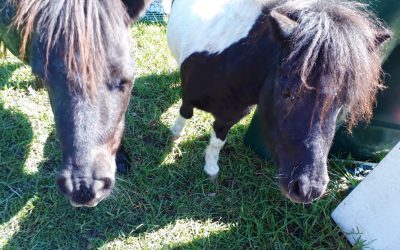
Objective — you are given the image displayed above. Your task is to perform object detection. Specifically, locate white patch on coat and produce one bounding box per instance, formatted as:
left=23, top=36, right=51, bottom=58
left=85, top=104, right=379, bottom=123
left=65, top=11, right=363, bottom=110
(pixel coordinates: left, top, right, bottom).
left=204, top=130, right=226, bottom=177
left=167, top=0, right=267, bottom=65
left=171, top=114, right=187, bottom=138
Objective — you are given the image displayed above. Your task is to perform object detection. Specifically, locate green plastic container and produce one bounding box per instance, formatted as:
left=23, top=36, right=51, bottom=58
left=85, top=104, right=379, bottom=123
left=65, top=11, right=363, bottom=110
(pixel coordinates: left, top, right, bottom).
left=244, top=1, right=400, bottom=161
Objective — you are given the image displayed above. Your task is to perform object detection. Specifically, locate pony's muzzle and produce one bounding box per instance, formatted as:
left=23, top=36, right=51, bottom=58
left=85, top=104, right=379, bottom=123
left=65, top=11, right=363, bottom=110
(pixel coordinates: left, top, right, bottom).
left=56, top=174, right=114, bottom=207
left=280, top=173, right=329, bottom=204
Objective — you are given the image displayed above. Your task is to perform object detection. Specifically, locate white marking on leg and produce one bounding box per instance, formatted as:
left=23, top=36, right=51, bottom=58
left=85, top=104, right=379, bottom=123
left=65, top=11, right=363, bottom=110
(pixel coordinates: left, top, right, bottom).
left=204, top=130, right=226, bottom=178
left=171, top=114, right=187, bottom=138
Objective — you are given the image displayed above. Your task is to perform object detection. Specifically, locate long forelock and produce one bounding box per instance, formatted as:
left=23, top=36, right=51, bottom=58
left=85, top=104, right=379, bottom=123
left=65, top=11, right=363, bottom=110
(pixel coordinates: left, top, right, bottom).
left=277, top=0, right=388, bottom=130
left=10, top=0, right=130, bottom=95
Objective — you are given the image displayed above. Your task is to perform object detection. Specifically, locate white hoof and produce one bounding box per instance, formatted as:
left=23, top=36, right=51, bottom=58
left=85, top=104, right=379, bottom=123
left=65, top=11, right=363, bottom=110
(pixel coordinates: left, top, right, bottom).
left=171, top=126, right=182, bottom=138
left=204, top=163, right=219, bottom=179
left=171, top=115, right=186, bottom=139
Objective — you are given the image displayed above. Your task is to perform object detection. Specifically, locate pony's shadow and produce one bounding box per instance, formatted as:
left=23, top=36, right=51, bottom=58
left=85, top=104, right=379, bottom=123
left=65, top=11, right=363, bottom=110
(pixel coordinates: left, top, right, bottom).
left=0, top=60, right=26, bottom=89
left=2, top=72, right=279, bottom=248
left=0, top=101, right=33, bottom=224
left=0, top=59, right=48, bottom=226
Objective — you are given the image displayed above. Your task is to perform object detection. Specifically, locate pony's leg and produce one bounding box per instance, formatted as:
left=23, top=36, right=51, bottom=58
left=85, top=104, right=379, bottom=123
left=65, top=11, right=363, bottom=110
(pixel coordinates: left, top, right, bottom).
left=171, top=102, right=193, bottom=139
left=204, top=120, right=232, bottom=179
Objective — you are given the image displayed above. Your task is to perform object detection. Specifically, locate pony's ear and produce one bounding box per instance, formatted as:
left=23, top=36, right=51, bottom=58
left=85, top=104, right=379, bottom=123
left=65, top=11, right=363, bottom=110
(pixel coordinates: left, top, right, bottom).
left=122, top=0, right=152, bottom=20
left=374, top=29, right=392, bottom=47
left=269, top=10, right=298, bottom=44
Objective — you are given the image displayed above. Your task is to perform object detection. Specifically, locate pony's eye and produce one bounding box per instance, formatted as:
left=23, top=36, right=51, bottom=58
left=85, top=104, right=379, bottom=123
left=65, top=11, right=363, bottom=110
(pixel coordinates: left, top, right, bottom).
left=101, top=178, right=112, bottom=190
left=117, top=79, right=131, bottom=90
left=119, top=80, right=129, bottom=87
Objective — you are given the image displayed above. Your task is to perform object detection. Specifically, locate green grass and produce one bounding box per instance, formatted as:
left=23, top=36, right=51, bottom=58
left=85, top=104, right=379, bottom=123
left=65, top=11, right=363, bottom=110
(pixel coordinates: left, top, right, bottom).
left=0, top=22, right=365, bottom=249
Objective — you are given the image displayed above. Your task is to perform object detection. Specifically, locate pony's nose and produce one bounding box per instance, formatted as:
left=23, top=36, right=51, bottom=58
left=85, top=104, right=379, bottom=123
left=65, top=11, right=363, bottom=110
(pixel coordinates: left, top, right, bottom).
left=286, top=175, right=329, bottom=204
left=56, top=175, right=72, bottom=196
left=57, top=172, right=114, bottom=207
left=71, top=183, right=95, bottom=205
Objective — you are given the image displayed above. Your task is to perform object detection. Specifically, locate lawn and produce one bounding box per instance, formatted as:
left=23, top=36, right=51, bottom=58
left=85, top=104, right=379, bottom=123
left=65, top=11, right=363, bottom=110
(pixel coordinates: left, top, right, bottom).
left=0, top=22, right=363, bottom=249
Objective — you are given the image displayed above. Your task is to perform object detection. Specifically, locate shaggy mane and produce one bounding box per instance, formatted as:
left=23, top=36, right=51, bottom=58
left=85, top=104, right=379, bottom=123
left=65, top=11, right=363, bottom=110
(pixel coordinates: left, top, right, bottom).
left=8, top=0, right=130, bottom=94
left=275, top=0, right=390, bottom=130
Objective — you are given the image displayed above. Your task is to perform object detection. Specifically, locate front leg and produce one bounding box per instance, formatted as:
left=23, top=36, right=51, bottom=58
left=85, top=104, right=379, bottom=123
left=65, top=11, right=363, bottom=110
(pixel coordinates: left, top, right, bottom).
left=171, top=102, right=193, bottom=140
left=204, top=120, right=232, bottom=179
left=171, top=114, right=187, bottom=139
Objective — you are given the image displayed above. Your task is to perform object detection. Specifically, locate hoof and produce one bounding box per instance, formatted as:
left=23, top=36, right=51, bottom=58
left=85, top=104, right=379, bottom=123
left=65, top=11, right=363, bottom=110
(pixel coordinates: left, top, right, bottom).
left=172, top=135, right=182, bottom=143
left=170, top=129, right=182, bottom=140
left=209, top=174, right=218, bottom=183
left=204, top=163, right=219, bottom=180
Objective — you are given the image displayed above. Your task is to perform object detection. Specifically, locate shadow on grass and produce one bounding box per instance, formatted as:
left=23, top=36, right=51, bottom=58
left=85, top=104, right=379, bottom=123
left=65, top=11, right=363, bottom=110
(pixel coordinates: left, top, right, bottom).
left=0, top=101, right=33, bottom=224
left=1, top=71, right=350, bottom=249
left=168, top=229, right=241, bottom=250
left=2, top=129, right=272, bottom=249
left=0, top=60, right=26, bottom=89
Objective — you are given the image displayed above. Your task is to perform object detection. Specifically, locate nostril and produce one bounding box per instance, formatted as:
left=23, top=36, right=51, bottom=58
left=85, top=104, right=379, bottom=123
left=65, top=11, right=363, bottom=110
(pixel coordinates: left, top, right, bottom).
left=289, top=180, right=303, bottom=198
left=101, top=177, right=113, bottom=190
left=309, top=187, right=319, bottom=200
left=287, top=178, right=326, bottom=203
left=289, top=178, right=311, bottom=201
left=56, top=176, right=69, bottom=195
left=72, top=185, right=95, bottom=204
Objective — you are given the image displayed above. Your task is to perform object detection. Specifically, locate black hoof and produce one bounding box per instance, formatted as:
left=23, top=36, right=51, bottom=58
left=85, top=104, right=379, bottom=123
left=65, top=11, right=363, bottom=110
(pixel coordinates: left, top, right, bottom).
left=116, top=147, right=131, bottom=175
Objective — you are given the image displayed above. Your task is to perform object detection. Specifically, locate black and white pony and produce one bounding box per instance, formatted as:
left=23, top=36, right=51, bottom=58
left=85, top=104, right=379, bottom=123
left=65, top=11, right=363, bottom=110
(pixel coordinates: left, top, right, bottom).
left=0, top=0, right=151, bottom=207
left=167, top=0, right=391, bottom=203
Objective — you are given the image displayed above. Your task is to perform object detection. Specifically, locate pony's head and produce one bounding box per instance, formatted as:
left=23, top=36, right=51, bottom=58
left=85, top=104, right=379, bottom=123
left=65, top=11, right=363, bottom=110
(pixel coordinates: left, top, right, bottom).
left=260, top=0, right=391, bottom=204
left=12, top=0, right=151, bottom=207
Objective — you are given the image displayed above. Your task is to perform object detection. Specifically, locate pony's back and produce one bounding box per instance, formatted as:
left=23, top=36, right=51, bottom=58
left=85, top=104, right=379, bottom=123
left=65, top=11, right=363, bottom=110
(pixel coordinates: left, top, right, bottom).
left=167, top=0, right=269, bottom=65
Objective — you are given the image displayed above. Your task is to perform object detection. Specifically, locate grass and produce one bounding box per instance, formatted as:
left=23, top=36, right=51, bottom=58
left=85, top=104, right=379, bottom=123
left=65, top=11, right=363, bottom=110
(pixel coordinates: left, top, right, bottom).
left=0, top=22, right=366, bottom=249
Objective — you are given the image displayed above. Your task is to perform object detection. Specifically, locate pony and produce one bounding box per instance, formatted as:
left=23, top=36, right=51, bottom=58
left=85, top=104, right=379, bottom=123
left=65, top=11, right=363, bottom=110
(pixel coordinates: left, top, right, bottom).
left=0, top=0, right=151, bottom=207
left=167, top=0, right=391, bottom=204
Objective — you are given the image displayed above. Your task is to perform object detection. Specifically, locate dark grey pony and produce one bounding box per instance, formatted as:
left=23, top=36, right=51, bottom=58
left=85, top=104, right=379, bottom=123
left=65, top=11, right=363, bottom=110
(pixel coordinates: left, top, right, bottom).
left=167, top=0, right=391, bottom=203
left=0, top=0, right=151, bottom=207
